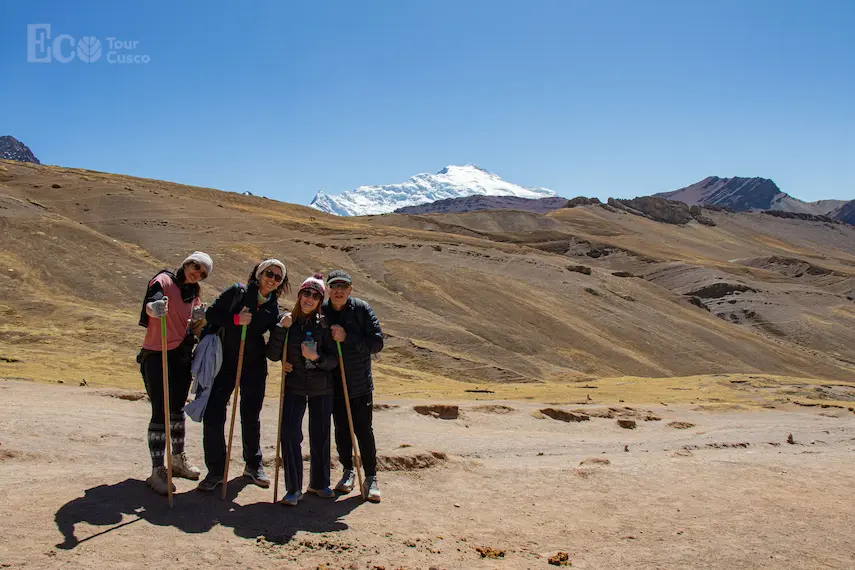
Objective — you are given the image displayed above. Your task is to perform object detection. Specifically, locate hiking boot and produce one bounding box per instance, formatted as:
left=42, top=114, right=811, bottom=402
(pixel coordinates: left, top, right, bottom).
left=171, top=452, right=201, bottom=480
left=279, top=490, right=303, bottom=506
left=335, top=469, right=355, bottom=493
left=307, top=486, right=336, bottom=499
left=243, top=464, right=270, bottom=488
left=146, top=466, right=176, bottom=496
left=197, top=473, right=223, bottom=492
left=362, top=476, right=381, bottom=503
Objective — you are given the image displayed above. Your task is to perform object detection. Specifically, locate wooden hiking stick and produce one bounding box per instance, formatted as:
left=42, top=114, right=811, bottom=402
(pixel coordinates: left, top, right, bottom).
left=221, top=324, right=248, bottom=500
left=160, top=316, right=174, bottom=508
left=273, top=329, right=290, bottom=503
left=337, top=341, right=365, bottom=499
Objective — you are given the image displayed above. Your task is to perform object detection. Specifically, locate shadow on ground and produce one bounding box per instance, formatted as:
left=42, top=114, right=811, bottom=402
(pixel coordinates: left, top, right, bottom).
left=54, top=477, right=362, bottom=550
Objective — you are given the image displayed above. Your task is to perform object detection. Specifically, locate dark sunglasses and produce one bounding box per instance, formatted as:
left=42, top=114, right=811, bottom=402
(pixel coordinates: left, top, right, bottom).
left=329, top=281, right=351, bottom=290
left=299, top=289, right=323, bottom=301
left=191, top=262, right=208, bottom=280
left=262, top=269, right=283, bottom=283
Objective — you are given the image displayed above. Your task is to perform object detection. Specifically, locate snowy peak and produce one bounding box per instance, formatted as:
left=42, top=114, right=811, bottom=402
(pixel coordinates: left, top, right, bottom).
left=309, top=164, right=556, bottom=216
left=437, top=164, right=489, bottom=175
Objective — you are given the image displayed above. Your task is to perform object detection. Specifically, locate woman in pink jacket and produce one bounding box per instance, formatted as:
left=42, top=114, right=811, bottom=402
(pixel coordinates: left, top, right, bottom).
left=137, top=251, right=212, bottom=495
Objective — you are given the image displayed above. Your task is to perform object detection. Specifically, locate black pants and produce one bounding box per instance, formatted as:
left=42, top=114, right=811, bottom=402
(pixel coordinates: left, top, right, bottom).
left=202, top=363, right=266, bottom=477
left=280, top=392, right=332, bottom=494
left=140, top=344, right=193, bottom=468
left=333, top=394, right=377, bottom=477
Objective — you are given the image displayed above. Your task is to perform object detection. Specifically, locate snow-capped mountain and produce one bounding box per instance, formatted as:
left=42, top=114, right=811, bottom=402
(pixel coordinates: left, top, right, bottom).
left=309, top=164, right=556, bottom=216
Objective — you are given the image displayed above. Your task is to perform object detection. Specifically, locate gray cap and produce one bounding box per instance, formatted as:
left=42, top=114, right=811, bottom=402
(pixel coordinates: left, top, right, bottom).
left=326, top=269, right=352, bottom=285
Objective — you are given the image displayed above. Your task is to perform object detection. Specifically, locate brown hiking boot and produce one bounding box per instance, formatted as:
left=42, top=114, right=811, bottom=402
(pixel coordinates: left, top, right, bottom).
left=146, top=466, right=176, bottom=496
left=171, top=452, right=201, bottom=480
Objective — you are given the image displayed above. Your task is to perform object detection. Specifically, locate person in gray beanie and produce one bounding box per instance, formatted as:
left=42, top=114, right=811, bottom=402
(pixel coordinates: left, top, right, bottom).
left=137, top=251, right=212, bottom=495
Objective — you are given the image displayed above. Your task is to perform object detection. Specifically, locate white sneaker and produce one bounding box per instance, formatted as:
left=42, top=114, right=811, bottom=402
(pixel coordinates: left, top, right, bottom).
left=335, top=470, right=355, bottom=493
left=146, top=466, right=176, bottom=496
left=362, top=476, right=381, bottom=503
left=171, top=452, right=201, bottom=480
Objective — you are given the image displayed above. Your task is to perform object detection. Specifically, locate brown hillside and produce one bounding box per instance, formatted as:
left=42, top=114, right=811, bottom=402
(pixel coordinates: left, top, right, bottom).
left=1, top=160, right=854, bottom=394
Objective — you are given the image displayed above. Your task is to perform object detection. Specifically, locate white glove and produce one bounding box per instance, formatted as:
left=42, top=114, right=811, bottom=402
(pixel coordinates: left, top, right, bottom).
left=191, top=304, right=207, bottom=323
left=147, top=297, right=168, bottom=318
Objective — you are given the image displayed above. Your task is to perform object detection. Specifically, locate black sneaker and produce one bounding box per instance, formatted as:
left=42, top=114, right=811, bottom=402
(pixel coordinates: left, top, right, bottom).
left=243, top=464, right=270, bottom=488
left=197, top=473, right=223, bottom=492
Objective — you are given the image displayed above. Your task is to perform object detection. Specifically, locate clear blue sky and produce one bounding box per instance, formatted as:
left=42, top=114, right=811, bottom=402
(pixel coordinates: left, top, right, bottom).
left=1, top=0, right=853, bottom=203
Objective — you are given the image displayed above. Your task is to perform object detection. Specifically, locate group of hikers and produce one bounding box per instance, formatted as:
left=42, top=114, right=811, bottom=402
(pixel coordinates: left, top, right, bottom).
left=136, top=252, right=384, bottom=506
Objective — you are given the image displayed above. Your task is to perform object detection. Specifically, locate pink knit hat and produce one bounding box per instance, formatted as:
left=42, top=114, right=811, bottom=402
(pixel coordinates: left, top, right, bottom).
left=299, top=273, right=326, bottom=297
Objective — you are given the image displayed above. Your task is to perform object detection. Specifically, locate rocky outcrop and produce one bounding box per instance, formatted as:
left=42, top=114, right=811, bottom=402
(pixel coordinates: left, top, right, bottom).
left=564, top=196, right=602, bottom=208
left=607, top=196, right=716, bottom=226
left=762, top=210, right=839, bottom=224
left=0, top=136, right=39, bottom=164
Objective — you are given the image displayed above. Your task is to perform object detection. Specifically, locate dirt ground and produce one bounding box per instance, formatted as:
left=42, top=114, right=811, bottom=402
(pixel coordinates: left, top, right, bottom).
left=1, top=378, right=854, bottom=569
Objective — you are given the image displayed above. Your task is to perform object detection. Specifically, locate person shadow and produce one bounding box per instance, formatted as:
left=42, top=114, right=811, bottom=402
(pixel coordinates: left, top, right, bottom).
left=226, top=493, right=363, bottom=544
left=54, top=477, right=362, bottom=550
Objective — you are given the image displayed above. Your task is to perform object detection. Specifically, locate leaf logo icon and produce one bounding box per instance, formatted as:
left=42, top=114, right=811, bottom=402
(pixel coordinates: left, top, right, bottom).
left=77, top=36, right=102, bottom=63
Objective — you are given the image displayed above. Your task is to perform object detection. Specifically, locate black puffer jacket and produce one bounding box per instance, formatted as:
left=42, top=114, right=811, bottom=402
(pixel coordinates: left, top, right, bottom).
left=321, top=297, right=383, bottom=399
left=267, top=313, right=337, bottom=397
left=205, top=282, right=281, bottom=374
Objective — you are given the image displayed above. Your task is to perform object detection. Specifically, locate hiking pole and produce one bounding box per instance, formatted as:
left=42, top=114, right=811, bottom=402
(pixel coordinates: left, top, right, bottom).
left=160, top=315, right=174, bottom=508
left=336, top=341, right=365, bottom=499
left=273, top=329, right=289, bottom=503
left=222, top=324, right=247, bottom=500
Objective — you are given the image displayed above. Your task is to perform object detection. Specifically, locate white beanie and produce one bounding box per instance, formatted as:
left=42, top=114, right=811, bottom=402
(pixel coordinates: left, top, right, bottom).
left=182, top=251, right=213, bottom=276
left=255, top=259, right=286, bottom=280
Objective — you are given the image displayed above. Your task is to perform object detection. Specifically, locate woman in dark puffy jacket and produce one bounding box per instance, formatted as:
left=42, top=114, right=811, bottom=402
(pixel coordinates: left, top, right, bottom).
left=197, top=259, right=290, bottom=493
left=267, top=273, right=337, bottom=506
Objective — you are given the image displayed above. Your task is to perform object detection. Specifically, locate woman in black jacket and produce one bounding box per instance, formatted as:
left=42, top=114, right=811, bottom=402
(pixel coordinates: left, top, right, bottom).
left=197, top=259, right=290, bottom=493
left=267, top=273, right=337, bottom=506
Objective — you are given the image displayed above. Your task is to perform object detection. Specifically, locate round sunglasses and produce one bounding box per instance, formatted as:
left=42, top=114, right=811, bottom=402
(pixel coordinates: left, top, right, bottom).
left=262, top=269, right=283, bottom=283
left=299, top=289, right=323, bottom=301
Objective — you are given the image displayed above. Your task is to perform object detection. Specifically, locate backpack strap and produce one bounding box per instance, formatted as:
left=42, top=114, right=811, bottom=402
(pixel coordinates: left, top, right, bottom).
left=229, top=283, right=247, bottom=313
left=138, top=269, right=176, bottom=327
left=212, top=283, right=247, bottom=341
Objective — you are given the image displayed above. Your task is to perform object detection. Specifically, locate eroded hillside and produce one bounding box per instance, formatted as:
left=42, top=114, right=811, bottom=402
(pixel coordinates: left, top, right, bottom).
left=1, top=160, right=854, bottom=395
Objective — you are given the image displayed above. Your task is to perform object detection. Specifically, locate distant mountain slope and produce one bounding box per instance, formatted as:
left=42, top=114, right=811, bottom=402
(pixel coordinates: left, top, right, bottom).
left=393, top=195, right=567, bottom=215
left=0, top=136, right=40, bottom=164
left=830, top=200, right=855, bottom=224
left=656, top=176, right=845, bottom=215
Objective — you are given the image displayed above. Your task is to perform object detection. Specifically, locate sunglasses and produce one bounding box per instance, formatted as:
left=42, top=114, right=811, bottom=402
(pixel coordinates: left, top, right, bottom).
left=329, top=281, right=351, bottom=290
left=299, top=289, right=323, bottom=301
left=262, top=269, right=283, bottom=283
left=191, top=262, right=208, bottom=280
